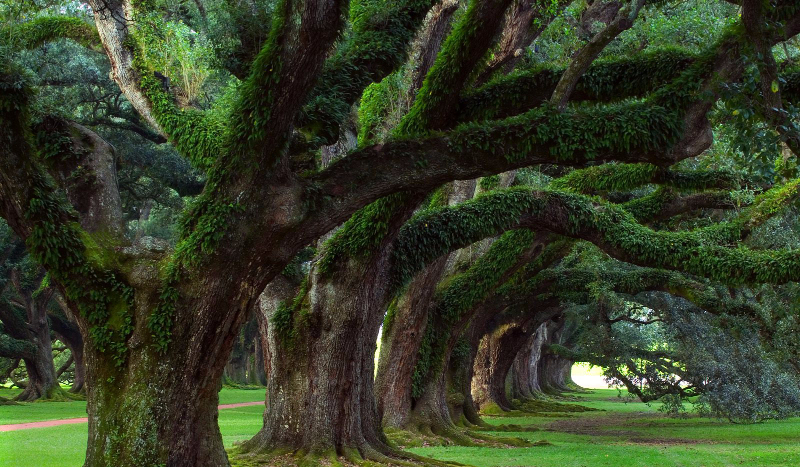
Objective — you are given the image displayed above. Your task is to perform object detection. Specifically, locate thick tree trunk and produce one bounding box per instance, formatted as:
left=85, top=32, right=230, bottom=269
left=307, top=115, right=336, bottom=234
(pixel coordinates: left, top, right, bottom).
left=244, top=191, right=423, bottom=462
left=0, top=281, right=60, bottom=402
left=52, top=296, right=86, bottom=393
left=472, top=324, right=520, bottom=412
left=17, top=323, right=58, bottom=401
left=472, top=312, right=561, bottom=412
left=377, top=180, right=478, bottom=430
left=224, top=353, right=248, bottom=385
left=83, top=346, right=229, bottom=467
left=244, top=263, right=395, bottom=462
left=538, top=320, right=572, bottom=394
left=376, top=256, right=447, bottom=429
left=510, top=323, right=546, bottom=400
left=380, top=234, right=552, bottom=435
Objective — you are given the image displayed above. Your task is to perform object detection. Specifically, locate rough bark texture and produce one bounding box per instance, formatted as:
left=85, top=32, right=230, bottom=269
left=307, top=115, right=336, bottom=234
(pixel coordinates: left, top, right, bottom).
left=376, top=181, right=476, bottom=430
left=510, top=323, right=547, bottom=400
left=472, top=310, right=561, bottom=412
left=17, top=290, right=58, bottom=401
left=381, top=234, right=552, bottom=435
left=0, top=271, right=59, bottom=401
left=243, top=199, right=422, bottom=462
left=538, top=320, right=572, bottom=393
left=475, top=0, right=570, bottom=85
left=376, top=255, right=448, bottom=429
left=50, top=302, right=86, bottom=393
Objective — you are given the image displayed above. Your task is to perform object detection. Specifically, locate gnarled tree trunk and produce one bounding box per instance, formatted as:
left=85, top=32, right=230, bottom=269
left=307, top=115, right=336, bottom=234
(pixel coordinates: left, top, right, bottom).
left=50, top=301, right=86, bottom=393
left=510, top=322, right=547, bottom=401
left=244, top=258, right=396, bottom=462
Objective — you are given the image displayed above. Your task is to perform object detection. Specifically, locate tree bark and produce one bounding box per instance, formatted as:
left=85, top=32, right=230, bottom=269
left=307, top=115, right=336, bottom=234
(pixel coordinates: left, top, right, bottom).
left=510, top=323, right=547, bottom=400
left=0, top=273, right=60, bottom=401
left=17, top=299, right=59, bottom=401
left=245, top=263, right=395, bottom=461
left=243, top=196, right=422, bottom=462
left=538, top=320, right=572, bottom=394
left=376, top=180, right=476, bottom=429
left=50, top=302, right=86, bottom=394
left=472, top=311, right=561, bottom=412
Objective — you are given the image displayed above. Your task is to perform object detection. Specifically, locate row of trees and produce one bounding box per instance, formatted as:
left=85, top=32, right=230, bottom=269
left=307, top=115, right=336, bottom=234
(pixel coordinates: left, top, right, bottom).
left=3, top=0, right=800, bottom=466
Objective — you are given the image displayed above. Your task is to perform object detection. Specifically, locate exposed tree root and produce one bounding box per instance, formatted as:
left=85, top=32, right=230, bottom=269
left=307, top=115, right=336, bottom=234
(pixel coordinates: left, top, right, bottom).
left=14, top=385, right=83, bottom=402
left=385, top=423, right=532, bottom=450
left=0, top=396, right=19, bottom=405
left=230, top=441, right=467, bottom=467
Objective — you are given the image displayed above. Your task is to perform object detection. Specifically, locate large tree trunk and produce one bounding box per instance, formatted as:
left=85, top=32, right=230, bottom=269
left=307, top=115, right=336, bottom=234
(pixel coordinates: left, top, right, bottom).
left=83, top=348, right=230, bottom=467
left=0, top=278, right=60, bottom=401
left=538, top=320, right=572, bottom=394
left=510, top=323, right=547, bottom=400
left=244, top=261, right=396, bottom=462
left=379, top=233, right=551, bottom=435
left=17, top=308, right=58, bottom=401
left=376, top=256, right=448, bottom=429
left=243, top=190, right=423, bottom=462
left=50, top=302, right=86, bottom=394
left=472, top=312, right=561, bottom=412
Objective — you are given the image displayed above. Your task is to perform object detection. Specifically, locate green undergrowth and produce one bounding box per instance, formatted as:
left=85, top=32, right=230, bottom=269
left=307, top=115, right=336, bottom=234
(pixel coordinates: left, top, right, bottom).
left=221, top=381, right=267, bottom=391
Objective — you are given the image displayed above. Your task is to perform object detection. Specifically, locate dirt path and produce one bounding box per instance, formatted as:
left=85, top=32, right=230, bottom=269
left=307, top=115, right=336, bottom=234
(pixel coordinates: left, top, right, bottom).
left=0, top=401, right=264, bottom=432
left=546, top=411, right=703, bottom=445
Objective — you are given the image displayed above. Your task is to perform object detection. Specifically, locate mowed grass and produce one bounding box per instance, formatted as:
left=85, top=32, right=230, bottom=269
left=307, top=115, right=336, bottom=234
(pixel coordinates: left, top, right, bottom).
left=0, top=386, right=264, bottom=424
left=408, top=389, right=800, bottom=467
left=0, top=387, right=266, bottom=467
left=3, top=387, right=800, bottom=466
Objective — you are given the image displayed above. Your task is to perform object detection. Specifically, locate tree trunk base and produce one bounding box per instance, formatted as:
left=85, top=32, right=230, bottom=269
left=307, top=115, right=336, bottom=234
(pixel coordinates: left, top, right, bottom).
left=14, top=384, right=77, bottom=402
left=231, top=443, right=460, bottom=467
left=386, top=420, right=533, bottom=451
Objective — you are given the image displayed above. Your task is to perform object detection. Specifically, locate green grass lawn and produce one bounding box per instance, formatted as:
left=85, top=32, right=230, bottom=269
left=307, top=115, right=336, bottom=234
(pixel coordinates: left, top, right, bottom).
left=0, top=387, right=266, bottom=467
left=409, top=390, right=800, bottom=467
left=3, top=388, right=800, bottom=466
left=0, top=386, right=264, bottom=424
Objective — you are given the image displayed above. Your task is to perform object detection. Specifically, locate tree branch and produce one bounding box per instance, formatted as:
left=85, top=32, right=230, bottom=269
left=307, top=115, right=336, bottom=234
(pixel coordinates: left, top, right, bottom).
left=551, top=0, right=646, bottom=110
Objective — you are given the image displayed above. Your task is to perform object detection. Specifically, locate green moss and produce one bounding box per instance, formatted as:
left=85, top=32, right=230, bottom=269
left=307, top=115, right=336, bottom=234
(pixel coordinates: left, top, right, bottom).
left=396, top=180, right=800, bottom=290
left=2, top=16, right=99, bottom=51
left=357, top=73, right=401, bottom=145
left=131, top=15, right=224, bottom=170
left=300, top=0, right=437, bottom=143
left=395, top=0, right=503, bottom=136
left=318, top=193, right=409, bottom=276
left=270, top=278, right=310, bottom=347
left=409, top=230, right=536, bottom=398
left=460, top=47, right=698, bottom=121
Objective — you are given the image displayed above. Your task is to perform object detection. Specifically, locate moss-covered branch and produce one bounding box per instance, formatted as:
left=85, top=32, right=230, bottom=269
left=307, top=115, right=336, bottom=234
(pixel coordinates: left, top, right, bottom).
left=550, top=163, right=751, bottom=194
left=298, top=0, right=437, bottom=144
left=460, top=47, right=697, bottom=122
left=395, top=0, right=514, bottom=135
left=1, top=16, right=100, bottom=51
left=391, top=182, right=800, bottom=287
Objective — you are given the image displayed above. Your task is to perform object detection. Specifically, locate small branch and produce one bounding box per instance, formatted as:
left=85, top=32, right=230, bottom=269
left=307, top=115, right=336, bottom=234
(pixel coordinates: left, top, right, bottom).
left=551, top=0, right=646, bottom=110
